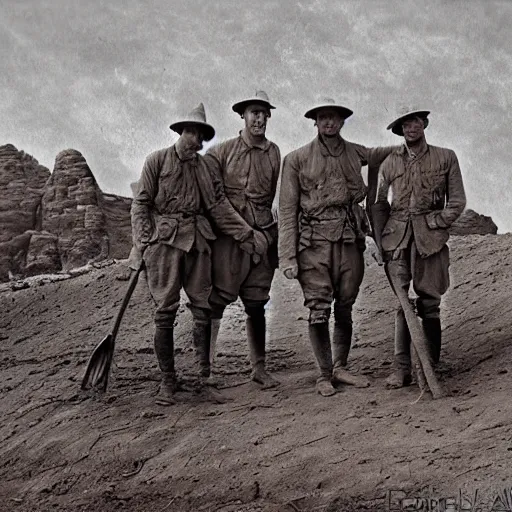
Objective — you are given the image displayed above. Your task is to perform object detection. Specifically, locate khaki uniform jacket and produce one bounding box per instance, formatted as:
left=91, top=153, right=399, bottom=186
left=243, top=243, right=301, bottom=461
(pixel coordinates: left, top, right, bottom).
left=375, top=144, right=466, bottom=258
left=203, top=131, right=281, bottom=245
left=279, top=135, right=394, bottom=268
left=131, top=146, right=254, bottom=253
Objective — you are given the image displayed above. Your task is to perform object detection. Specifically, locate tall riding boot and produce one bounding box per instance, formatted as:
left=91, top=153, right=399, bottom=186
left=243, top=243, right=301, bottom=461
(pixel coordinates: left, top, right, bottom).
left=308, top=322, right=336, bottom=397
left=332, top=307, right=370, bottom=388
left=206, top=317, right=222, bottom=386
left=210, top=318, right=222, bottom=365
left=246, top=307, right=279, bottom=389
left=385, top=308, right=412, bottom=388
left=422, top=318, right=442, bottom=366
left=153, top=326, right=177, bottom=406
left=192, top=318, right=212, bottom=378
left=193, top=318, right=226, bottom=404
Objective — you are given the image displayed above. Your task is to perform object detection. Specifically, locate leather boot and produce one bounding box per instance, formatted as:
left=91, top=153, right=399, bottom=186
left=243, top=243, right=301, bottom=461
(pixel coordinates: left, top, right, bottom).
left=422, top=318, right=442, bottom=366
left=246, top=307, right=279, bottom=389
left=206, top=318, right=222, bottom=386
left=309, top=323, right=336, bottom=397
left=332, top=308, right=370, bottom=388
left=192, top=318, right=212, bottom=378
left=153, top=326, right=177, bottom=405
left=193, top=318, right=227, bottom=404
left=385, top=308, right=412, bottom=388
left=209, top=318, right=221, bottom=365
left=155, top=372, right=177, bottom=406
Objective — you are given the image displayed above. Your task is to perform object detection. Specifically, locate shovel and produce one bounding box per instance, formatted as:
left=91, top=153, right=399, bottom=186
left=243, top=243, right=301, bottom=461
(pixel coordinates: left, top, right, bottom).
left=388, top=269, right=446, bottom=400
left=81, top=259, right=145, bottom=392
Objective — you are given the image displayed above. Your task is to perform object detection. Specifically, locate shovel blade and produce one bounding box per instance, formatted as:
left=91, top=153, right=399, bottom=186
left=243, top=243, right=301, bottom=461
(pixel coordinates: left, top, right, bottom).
left=81, top=333, right=115, bottom=392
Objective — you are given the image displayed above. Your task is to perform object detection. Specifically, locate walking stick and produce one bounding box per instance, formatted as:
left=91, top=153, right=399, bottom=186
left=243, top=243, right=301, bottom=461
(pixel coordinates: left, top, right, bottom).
left=81, top=259, right=145, bottom=392
left=369, top=201, right=446, bottom=400
left=388, top=270, right=446, bottom=400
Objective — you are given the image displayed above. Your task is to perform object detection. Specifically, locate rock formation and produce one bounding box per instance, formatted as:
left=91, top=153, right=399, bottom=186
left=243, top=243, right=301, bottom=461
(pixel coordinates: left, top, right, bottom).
left=0, top=144, right=50, bottom=243
left=40, top=149, right=109, bottom=271
left=0, top=145, right=133, bottom=282
left=102, top=192, right=133, bottom=260
left=450, top=209, right=498, bottom=236
left=0, top=144, right=51, bottom=280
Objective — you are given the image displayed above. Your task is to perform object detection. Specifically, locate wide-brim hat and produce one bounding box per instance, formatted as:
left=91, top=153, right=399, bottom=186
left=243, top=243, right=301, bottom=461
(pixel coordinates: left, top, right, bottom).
left=169, top=102, right=215, bottom=141
left=232, top=90, right=276, bottom=117
left=304, top=98, right=353, bottom=120
left=387, top=108, right=430, bottom=136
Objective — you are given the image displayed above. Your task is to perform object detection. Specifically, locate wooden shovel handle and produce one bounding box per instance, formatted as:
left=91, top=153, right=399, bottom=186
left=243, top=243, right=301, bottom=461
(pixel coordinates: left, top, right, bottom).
left=111, top=261, right=145, bottom=341
left=391, top=276, right=446, bottom=400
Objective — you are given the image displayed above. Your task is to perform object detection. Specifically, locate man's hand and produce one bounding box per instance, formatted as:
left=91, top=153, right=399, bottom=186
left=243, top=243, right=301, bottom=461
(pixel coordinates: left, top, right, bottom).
left=239, top=239, right=255, bottom=255
left=271, top=203, right=279, bottom=223
left=127, top=243, right=148, bottom=271
left=365, top=236, right=384, bottom=266
left=283, top=264, right=299, bottom=280
left=253, top=231, right=269, bottom=256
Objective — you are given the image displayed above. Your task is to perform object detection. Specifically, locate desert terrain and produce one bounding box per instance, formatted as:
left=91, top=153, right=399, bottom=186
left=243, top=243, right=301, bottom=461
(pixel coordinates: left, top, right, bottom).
left=1, top=234, right=512, bottom=511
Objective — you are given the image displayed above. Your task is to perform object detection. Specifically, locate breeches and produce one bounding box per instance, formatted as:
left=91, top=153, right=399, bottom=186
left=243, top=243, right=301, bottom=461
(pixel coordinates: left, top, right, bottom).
left=209, top=234, right=275, bottom=316
left=298, top=240, right=365, bottom=324
left=144, top=243, right=211, bottom=326
left=384, top=241, right=450, bottom=319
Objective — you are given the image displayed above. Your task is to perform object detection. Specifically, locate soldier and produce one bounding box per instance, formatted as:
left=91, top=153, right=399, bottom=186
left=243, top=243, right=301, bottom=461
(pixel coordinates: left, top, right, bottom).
left=370, top=107, right=466, bottom=388
left=130, top=103, right=268, bottom=405
left=204, top=90, right=281, bottom=389
left=279, top=98, right=395, bottom=397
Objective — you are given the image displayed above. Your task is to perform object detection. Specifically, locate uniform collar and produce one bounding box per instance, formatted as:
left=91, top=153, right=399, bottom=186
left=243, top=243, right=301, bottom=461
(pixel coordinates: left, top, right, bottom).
left=399, top=139, right=429, bottom=160
left=317, top=134, right=345, bottom=157
left=240, top=129, right=271, bottom=151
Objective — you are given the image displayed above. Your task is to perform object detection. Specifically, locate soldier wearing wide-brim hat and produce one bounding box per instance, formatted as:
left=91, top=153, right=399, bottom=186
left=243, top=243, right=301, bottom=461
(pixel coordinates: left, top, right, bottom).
left=131, top=102, right=268, bottom=405
left=231, top=90, right=276, bottom=117
left=386, top=108, right=430, bottom=136
left=303, top=100, right=353, bottom=121
left=370, top=106, right=466, bottom=388
left=169, top=103, right=216, bottom=141
left=279, top=98, right=397, bottom=397
left=204, top=90, right=281, bottom=389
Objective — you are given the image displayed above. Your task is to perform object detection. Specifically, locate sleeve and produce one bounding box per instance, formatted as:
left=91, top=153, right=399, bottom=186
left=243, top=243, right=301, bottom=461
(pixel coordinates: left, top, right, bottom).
left=198, top=157, right=254, bottom=243
left=375, top=162, right=391, bottom=204
left=278, top=152, right=300, bottom=268
left=351, top=143, right=400, bottom=203
left=427, top=150, right=466, bottom=229
left=369, top=158, right=392, bottom=250
left=271, top=145, right=281, bottom=199
left=264, top=145, right=282, bottom=245
left=360, top=144, right=401, bottom=168
left=130, top=154, right=159, bottom=248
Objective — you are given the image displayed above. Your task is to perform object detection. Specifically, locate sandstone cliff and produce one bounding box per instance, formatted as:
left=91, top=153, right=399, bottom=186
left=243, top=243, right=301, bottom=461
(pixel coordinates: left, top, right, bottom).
left=0, top=145, right=133, bottom=281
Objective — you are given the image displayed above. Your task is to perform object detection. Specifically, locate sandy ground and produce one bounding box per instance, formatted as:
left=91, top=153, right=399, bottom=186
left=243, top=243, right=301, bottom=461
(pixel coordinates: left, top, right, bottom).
left=1, top=234, right=512, bottom=512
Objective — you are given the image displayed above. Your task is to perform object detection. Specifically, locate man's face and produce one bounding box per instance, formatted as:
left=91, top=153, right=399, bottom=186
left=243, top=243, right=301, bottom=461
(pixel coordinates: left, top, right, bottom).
left=180, top=126, right=205, bottom=157
left=402, top=117, right=425, bottom=143
left=316, top=109, right=344, bottom=137
left=243, top=104, right=269, bottom=137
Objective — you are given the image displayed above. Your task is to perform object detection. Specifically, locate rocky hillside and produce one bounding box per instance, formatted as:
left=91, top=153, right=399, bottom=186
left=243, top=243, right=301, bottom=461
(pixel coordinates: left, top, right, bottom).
left=1, top=234, right=511, bottom=511
left=0, top=145, right=133, bottom=281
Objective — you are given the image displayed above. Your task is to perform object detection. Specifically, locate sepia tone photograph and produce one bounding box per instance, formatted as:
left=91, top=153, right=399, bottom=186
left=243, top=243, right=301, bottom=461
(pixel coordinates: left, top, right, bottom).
left=1, top=1, right=511, bottom=510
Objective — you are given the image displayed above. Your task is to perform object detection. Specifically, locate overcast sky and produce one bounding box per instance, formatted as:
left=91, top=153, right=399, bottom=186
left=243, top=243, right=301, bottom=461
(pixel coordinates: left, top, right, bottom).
left=1, top=0, right=510, bottom=231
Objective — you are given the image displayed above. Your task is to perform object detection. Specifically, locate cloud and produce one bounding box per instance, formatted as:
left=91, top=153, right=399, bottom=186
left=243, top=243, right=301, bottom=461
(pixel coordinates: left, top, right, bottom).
left=0, top=0, right=511, bottom=231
